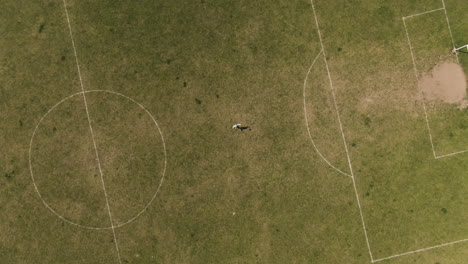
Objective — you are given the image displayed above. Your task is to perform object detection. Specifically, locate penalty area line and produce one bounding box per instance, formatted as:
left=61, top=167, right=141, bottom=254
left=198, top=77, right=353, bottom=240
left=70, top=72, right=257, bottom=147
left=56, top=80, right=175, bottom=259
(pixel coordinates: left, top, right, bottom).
left=372, top=238, right=468, bottom=263
left=435, top=149, right=468, bottom=159
left=402, top=18, right=437, bottom=159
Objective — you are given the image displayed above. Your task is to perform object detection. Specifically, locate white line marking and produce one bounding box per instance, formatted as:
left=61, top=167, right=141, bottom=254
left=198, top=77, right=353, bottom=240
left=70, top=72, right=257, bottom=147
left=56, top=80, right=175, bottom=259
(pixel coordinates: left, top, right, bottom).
left=435, top=149, right=468, bottom=159
left=441, top=0, right=459, bottom=63
left=62, top=1, right=122, bottom=263
left=308, top=2, right=466, bottom=262
left=403, top=12, right=466, bottom=159
left=303, top=49, right=352, bottom=177
left=89, top=90, right=168, bottom=229
left=372, top=238, right=468, bottom=263
left=310, top=0, right=374, bottom=261
left=29, top=93, right=105, bottom=230
left=402, top=18, right=438, bottom=159
left=28, top=90, right=167, bottom=230
left=402, top=7, right=444, bottom=20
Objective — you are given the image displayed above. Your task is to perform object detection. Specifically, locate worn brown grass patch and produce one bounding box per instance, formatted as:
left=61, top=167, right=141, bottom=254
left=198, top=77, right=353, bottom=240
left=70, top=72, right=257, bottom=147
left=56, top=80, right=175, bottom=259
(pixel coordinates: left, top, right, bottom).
left=419, top=62, right=467, bottom=108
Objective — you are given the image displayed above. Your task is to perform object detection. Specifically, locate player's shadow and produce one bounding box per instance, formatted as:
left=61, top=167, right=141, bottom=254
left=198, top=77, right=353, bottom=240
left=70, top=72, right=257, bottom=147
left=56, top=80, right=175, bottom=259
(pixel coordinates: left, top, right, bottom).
left=239, top=126, right=251, bottom=131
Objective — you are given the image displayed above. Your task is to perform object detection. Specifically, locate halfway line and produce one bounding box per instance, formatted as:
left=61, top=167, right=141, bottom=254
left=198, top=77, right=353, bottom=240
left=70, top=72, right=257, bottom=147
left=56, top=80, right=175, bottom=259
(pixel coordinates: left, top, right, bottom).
left=62, top=1, right=123, bottom=263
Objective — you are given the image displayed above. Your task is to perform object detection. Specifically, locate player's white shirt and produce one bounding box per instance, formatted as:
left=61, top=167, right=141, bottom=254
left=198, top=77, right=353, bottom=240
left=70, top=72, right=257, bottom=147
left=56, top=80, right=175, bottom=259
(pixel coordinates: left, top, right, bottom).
left=232, top=124, right=241, bottom=129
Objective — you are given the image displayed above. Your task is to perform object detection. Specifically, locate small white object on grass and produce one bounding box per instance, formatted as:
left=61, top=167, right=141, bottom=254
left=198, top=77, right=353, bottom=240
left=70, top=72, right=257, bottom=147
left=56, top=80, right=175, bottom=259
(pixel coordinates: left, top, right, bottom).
left=453, top=44, right=468, bottom=53
left=232, top=124, right=241, bottom=129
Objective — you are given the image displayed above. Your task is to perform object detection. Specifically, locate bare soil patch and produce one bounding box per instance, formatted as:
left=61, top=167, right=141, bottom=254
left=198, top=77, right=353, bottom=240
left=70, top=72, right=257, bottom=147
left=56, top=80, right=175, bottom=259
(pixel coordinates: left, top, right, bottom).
left=419, top=62, right=467, bottom=107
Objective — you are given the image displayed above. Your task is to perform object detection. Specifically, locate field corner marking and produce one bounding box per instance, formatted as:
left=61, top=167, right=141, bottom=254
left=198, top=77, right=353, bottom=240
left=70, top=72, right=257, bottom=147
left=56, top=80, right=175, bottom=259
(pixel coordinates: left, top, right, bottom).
left=372, top=238, right=468, bottom=262
left=435, top=149, right=468, bottom=159
left=28, top=91, right=167, bottom=231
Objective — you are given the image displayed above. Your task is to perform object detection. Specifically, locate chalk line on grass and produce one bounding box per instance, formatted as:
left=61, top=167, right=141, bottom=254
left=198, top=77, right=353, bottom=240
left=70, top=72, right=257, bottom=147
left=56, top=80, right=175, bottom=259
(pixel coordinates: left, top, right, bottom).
left=308, top=1, right=467, bottom=262
left=63, top=1, right=122, bottom=263
left=441, top=0, right=459, bottom=63
left=435, top=149, right=468, bottom=159
left=303, top=49, right=352, bottom=178
left=402, top=7, right=444, bottom=20
left=402, top=18, right=438, bottom=159
left=310, top=0, right=374, bottom=261
left=86, top=90, right=168, bottom=229
left=372, top=238, right=468, bottom=263
left=403, top=9, right=466, bottom=159
left=29, top=90, right=167, bottom=230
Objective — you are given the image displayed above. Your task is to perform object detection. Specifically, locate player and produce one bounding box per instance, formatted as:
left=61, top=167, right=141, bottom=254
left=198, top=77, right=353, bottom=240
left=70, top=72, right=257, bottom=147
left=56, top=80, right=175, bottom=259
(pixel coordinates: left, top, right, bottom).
left=232, top=123, right=251, bottom=131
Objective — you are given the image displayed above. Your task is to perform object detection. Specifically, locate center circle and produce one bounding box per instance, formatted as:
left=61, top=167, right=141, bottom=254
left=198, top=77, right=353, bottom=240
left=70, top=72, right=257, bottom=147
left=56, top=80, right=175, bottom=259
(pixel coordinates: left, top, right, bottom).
left=29, top=90, right=167, bottom=230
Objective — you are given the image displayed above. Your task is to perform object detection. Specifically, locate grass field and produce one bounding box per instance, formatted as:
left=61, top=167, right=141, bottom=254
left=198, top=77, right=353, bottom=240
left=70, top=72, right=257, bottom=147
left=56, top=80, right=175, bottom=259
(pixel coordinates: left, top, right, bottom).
left=1, top=0, right=466, bottom=263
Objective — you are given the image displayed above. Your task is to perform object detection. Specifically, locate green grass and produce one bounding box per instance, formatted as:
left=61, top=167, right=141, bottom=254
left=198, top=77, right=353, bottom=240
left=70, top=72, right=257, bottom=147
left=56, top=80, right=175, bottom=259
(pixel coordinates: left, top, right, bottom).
left=1, top=0, right=466, bottom=263
left=405, top=9, right=467, bottom=155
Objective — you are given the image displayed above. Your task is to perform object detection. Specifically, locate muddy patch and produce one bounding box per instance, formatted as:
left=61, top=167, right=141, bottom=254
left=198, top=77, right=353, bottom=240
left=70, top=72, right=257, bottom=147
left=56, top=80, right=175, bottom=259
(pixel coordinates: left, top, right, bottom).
left=419, top=62, right=467, bottom=107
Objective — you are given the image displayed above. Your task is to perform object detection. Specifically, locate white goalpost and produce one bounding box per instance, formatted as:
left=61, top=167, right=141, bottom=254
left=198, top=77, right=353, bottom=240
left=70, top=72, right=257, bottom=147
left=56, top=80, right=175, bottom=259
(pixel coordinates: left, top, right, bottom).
left=452, top=44, right=468, bottom=53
